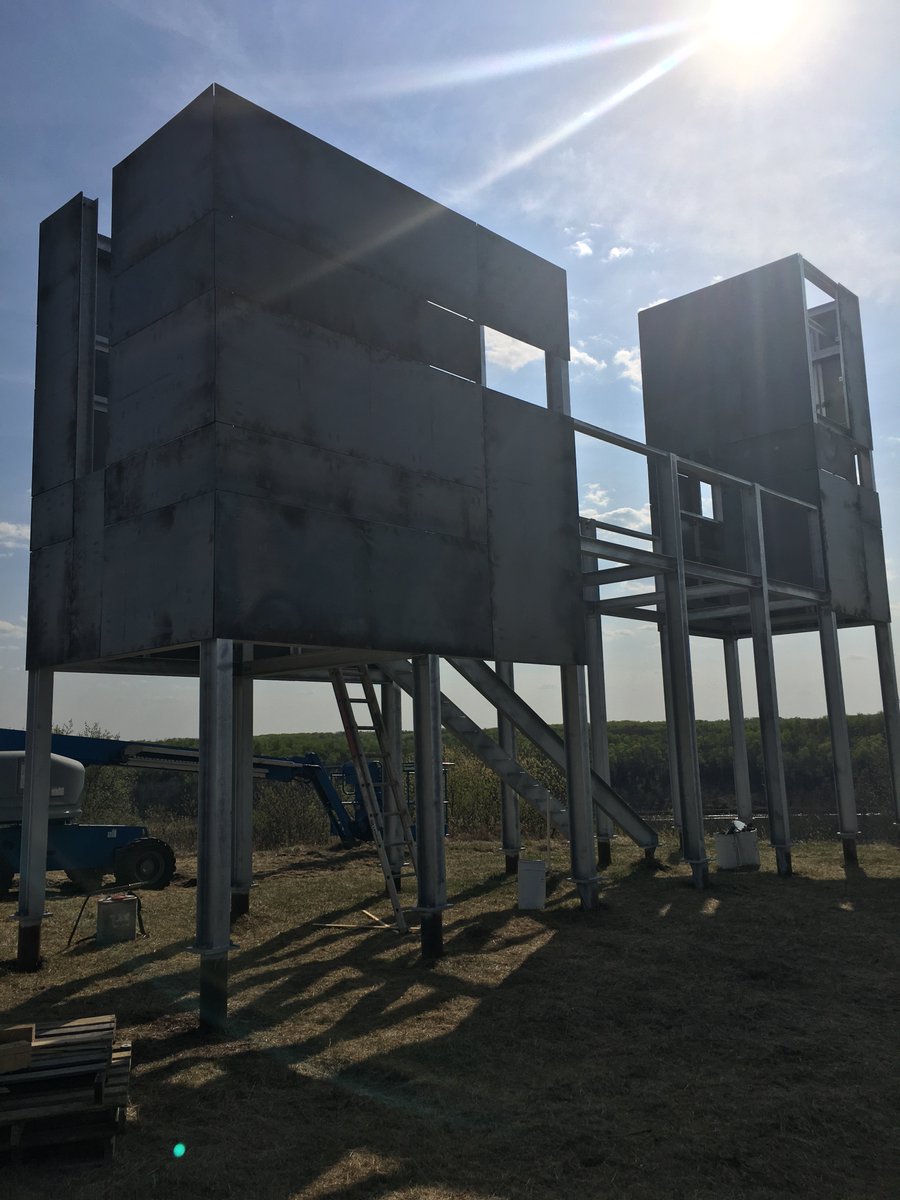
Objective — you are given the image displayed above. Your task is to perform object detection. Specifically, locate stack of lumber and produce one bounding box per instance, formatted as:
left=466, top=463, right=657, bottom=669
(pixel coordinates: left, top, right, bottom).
left=0, top=1015, right=131, bottom=1165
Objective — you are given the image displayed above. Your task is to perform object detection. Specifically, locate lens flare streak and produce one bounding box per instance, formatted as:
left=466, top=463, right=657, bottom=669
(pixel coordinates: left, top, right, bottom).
left=457, top=37, right=707, bottom=200
left=343, top=22, right=692, bottom=99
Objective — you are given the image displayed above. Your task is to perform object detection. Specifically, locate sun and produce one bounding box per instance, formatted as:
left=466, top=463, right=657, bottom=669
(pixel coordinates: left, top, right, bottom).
left=708, top=0, right=801, bottom=51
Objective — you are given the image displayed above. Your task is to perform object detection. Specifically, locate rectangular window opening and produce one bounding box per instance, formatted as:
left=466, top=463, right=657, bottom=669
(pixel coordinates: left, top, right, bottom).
left=482, top=326, right=548, bottom=407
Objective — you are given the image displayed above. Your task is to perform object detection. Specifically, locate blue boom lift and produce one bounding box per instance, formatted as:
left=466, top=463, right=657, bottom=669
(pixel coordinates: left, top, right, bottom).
left=0, top=728, right=388, bottom=896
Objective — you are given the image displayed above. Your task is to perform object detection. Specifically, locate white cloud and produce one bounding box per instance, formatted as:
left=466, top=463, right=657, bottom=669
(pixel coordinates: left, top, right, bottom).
left=613, top=347, right=642, bottom=388
left=605, top=245, right=634, bottom=262
left=638, top=297, right=669, bottom=311
left=482, top=327, right=543, bottom=372
left=568, top=238, right=593, bottom=258
left=570, top=346, right=606, bottom=371
left=580, top=484, right=652, bottom=533
left=0, top=619, right=26, bottom=640
left=0, top=522, right=29, bottom=551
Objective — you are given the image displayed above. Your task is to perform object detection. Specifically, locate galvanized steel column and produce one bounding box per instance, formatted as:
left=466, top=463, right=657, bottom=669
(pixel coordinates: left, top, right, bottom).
left=657, top=456, right=708, bottom=887
left=585, top=612, right=615, bottom=868
left=658, top=628, right=684, bottom=834
left=874, top=622, right=900, bottom=822
left=818, top=610, right=858, bottom=862
left=723, top=638, right=753, bottom=826
left=742, top=486, right=792, bottom=876
left=197, top=638, right=234, bottom=1030
left=381, top=677, right=405, bottom=888
left=413, top=655, right=446, bottom=960
left=231, top=645, right=254, bottom=920
left=16, top=668, right=54, bottom=970
left=496, top=661, right=521, bottom=874
left=559, top=665, right=600, bottom=909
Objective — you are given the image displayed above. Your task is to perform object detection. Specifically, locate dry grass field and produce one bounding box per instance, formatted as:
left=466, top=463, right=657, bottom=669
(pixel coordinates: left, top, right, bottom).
left=1, top=833, right=899, bottom=1199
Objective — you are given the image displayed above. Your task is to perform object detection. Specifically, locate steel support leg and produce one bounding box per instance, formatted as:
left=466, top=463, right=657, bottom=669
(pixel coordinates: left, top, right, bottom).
left=198, top=639, right=233, bottom=1031
left=381, top=677, right=405, bottom=889
left=231, top=649, right=254, bottom=920
left=496, top=661, right=521, bottom=874
left=560, top=665, right=600, bottom=909
left=585, top=601, right=615, bottom=868
left=658, top=626, right=684, bottom=835
left=657, top=456, right=707, bottom=887
left=743, top=487, right=792, bottom=876
left=818, top=609, right=858, bottom=862
left=723, top=637, right=753, bottom=826
left=874, top=622, right=900, bottom=823
left=16, top=668, right=54, bottom=970
left=413, top=655, right=446, bottom=960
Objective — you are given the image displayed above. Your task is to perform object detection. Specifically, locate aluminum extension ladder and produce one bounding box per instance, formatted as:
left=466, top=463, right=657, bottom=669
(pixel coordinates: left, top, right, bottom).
left=329, top=666, right=418, bottom=932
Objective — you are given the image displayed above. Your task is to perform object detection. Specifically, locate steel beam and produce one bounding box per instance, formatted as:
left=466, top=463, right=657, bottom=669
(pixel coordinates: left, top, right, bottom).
left=381, top=659, right=570, bottom=835
left=197, top=638, right=234, bottom=1030
left=559, top=665, right=600, bottom=908
left=231, top=644, right=254, bottom=919
left=818, top=610, right=858, bottom=860
left=742, top=486, right=792, bottom=875
left=723, top=638, right=753, bottom=826
left=496, top=661, right=521, bottom=874
left=380, top=676, right=405, bottom=887
left=16, top=668, right=54, bottom=970
left=656, top=455, right=707, bottom=886
left=412, top=655, right=446, bottom=960
left=874, top=622, right=900, bottom=822
left=446, top=657, right=658, bottom=851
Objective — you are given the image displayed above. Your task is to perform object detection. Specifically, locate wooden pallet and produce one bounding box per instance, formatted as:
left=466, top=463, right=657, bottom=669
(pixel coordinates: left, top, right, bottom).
left=0, top=1016, right=131, bottom=1166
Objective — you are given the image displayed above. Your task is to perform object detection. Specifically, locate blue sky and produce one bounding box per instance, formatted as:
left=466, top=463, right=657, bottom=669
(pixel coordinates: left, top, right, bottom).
left=1, top=0, right=898, bottom=738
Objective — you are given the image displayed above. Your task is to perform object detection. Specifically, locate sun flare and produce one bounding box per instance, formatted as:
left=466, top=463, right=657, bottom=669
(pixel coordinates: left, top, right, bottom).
left=708, top=0, right=801, bottom=51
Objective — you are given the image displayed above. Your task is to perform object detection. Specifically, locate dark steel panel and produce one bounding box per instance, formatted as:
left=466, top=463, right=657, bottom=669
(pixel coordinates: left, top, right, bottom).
left=214, top=212, right=481, bottom=379
left=214, top=491, right=374, bottom=647
left=483, top=389, right=585, bottom=663
left=704, top=426, right=818, bottom=502
left=100, top=494, right=215, bottom=657
left=216, top=424, right=487, bottom=543
left=820, top=473, right=870, bottom=620
left=836, top=285, right=873, bottom=448
left=106, top=424, right=216, bottom=525
left=69, top=472, right=104, bottom=661
left=814, top=423, right=857, bottom=485
left=212, top=86, right=479, bottom=319
left=108, top=290, right=216, bottom=461
left=33, top=195, right=97, bottom=494
left=641, top=256, right=811, bottom=466
left=476, top=225, right=569, bottom=358
left=214, top=491, right=493, bottom=655
left=30, top=482, right=73, bottom=549
left=110, top=213, right=214, bottom=345
left=111, top=86, right=215, bottom=275
left=26, top=540, right=72, bottom=669
left=214, top=292, right=485, bottom=485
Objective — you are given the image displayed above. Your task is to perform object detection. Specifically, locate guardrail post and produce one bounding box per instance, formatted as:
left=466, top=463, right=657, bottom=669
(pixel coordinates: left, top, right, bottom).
left=818, top=610, right=858, bottom=862
left=723, top=637, right=753, bottom=826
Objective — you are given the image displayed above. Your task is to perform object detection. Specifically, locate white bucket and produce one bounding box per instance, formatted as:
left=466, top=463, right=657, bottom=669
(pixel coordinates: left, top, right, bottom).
left=517, top=859, right=547, bottom=910
left=714, top=829, right=760, bottom=870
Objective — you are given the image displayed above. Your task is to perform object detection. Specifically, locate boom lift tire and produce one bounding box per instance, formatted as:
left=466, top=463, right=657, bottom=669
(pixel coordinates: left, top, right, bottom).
left=115, top=837, right=176, bottom=890
left=64, top=867, right=106, bottom=893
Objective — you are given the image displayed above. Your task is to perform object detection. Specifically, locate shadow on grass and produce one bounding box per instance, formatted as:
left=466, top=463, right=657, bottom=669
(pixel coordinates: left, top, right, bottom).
left=2, top=844, right=899, bottom=1200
